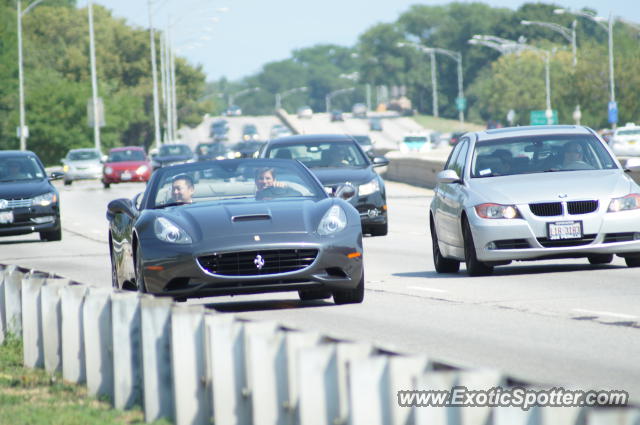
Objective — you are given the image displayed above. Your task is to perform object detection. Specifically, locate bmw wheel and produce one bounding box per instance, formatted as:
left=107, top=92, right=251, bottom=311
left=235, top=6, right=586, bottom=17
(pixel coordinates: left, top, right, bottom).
left=430, top=219, right=460, bottom=273
left=625, top=256, right=640, bottom=267
left=462, top=218, right=493, bottom=276
left=588, top=254, right=613, bottom=265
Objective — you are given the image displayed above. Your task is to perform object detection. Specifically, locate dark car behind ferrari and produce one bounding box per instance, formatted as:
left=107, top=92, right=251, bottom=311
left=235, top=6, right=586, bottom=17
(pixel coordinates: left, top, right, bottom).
left=107, top=158, right=364, bottom=304
left=0, top=151, right=64, bottom=241
left=260, top=134, right=390, bottom=236
left=151, top=143, right=195, bottom=171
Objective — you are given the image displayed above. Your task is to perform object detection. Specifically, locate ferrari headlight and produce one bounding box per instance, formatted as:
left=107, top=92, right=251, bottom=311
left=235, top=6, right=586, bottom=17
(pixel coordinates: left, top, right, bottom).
left=358, top=178, right=380, bottom=196
left=475, top=203, right=520, bottom=219
left=317, top=205, right=347, bottom=235
left=154, top=217, right=192, bottom=244
left=32, top=192, right=57, bottom=206
left=136, top=165, right=149, bottom=175
left=608, top=194, right=640, bottom=212
left=104, top=166, right=113, bottom=175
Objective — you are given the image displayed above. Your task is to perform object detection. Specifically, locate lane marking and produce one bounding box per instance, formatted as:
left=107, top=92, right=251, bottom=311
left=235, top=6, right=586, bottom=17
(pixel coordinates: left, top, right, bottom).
left=408, top=286, right=447, bottom=294
left=571, top=308, right=638, bottom=320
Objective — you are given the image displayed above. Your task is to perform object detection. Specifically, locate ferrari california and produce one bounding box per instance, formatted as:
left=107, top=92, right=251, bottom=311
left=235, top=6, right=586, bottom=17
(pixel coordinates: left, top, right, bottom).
left=107, top=158, right=364, bottom=304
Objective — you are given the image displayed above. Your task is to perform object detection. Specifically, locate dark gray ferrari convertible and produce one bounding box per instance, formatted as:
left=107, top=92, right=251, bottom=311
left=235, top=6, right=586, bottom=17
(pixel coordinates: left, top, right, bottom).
left=107, top=158, right=364, bottom=304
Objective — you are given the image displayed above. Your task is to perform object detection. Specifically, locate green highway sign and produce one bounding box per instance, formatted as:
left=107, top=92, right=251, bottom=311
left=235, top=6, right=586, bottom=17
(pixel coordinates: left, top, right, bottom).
left=455, top=97, right=467, bottom=111
left=530, top=110, right=558, bottom=125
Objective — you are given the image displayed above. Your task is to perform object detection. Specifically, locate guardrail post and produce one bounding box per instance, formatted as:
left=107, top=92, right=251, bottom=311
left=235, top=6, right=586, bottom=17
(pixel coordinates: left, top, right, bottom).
left=140, top=295, right=174, bottom=423
left=414, top=370, right=504, bottom=425
left=244, top=322, right=282, bottom=425
left=350, top=355, right=390, bottom=425
left=207, top=315, right=250, bottom=425
left=22, top=271, right=47, bottom=368
left=111, top=291, right=141, bottom=410
left=0, top=265, right=5, bottom=344
left=282, top=330, right=322, bottom=425
left=494, top=405, right=585, bottom=424
left=4, top=265, right=25, bottom=337
left=586, top=408, right=640, bottom=424
left=298, top=342, right=373, bottom=425
left=41, top=278, right=69, bottom=373
left=171, top=304, right=209, bottom=425
left=83, top=286, right=114, bottom=401
left=61, top=283, right=88, bottom=383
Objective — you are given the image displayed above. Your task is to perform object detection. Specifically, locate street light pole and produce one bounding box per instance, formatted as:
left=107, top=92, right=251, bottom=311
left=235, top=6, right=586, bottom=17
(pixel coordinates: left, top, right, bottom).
left=275, top=86, right=307, bottom=111
left=87, top=0, right=101, bottom=151
left=521, top=19, right=578, bottom=67
left=147, top=0, right=161, bottom=148
left=430, top=50, right=438, bottom=118
left=325, top=87, right=355, bottom=113
left=17, top=0, right=26, bottom=150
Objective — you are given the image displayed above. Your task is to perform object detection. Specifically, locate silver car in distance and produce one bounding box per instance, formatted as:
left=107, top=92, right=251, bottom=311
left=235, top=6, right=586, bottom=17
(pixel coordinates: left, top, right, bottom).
left=430, top=125, right=640, bottom=276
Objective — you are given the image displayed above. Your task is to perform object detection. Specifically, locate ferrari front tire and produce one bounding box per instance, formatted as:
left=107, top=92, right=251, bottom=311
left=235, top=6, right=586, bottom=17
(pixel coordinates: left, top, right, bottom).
left=333, top=272, right=364, bottom=305
left=298, top=289, right=332, bottom=301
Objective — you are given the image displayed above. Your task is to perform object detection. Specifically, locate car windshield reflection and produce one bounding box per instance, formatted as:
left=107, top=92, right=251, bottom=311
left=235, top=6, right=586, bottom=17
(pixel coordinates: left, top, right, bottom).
left=471, top=134, right=618, bottom=178
left=152, top=160, right=325, bottom=208
left=266, top=141, right=368, bottom=168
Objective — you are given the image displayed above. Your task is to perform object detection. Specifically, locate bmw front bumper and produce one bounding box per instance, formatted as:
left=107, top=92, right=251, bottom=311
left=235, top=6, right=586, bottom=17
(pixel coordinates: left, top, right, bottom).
left=467, top=204, right=640, bottom=262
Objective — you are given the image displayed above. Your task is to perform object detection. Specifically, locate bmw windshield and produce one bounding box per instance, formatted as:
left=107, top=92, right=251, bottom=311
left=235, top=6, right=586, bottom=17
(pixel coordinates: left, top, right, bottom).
left=471, top=134, right=618, bottom=178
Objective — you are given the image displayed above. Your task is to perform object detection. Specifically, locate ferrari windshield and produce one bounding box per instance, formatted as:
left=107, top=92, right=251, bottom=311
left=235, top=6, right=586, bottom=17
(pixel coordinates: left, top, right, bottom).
left=265, top=141, right=368, bottom=168
left=471, top=134, right=618, bottom=178
left=152, top=159, right=326, bottom=208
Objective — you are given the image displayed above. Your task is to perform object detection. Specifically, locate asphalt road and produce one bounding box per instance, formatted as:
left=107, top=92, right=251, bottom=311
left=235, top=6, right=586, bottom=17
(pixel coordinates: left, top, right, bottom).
left=3, top=175, right=640, bottom=403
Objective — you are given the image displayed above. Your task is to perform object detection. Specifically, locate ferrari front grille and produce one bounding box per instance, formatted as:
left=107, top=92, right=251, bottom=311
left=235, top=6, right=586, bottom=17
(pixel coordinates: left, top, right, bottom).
left=198, top=249, right=318, bottom=276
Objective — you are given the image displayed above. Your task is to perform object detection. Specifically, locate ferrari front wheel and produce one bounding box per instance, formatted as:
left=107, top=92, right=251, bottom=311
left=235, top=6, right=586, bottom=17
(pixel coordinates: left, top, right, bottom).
left=333, top=272, right=364, bottom=305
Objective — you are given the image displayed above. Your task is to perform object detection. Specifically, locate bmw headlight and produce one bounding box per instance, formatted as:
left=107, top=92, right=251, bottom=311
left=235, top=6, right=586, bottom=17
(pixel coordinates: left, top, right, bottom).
left=317, top=205, right=347, bottom=235
left=475, top=203, right=520, bottom=219
left=358, top=178, right=380, bottom=196
left=154, top=217, right=192, bottom=244
left=608, top=194, right=640, bottom=212
left=136, top=165, right=149, bottom=175
left=32, top=192, right=57, bottom=206
left=104, top=166, right=113, bottom=175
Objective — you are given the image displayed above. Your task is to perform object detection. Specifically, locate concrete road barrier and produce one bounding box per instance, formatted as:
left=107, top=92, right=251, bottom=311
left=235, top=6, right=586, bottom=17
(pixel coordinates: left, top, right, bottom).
left=2, top=264, right=639, bottom=425
left=83, top=286, right=114, bottom=400
left=22, top=272, right=47, bottom=368
left=171, top=304, right=209, bottom=425
left=140, top=295, right=174, bottom=423
left=61, top=283, right=88, bottom=384
left=111, top=291, right=142, bottom=410
left=41, top=278, right=69, bottom=373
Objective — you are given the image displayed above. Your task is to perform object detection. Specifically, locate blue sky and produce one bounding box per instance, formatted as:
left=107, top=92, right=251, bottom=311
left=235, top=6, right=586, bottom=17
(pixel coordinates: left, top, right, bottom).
left=93, top=0, right=640, bottom=82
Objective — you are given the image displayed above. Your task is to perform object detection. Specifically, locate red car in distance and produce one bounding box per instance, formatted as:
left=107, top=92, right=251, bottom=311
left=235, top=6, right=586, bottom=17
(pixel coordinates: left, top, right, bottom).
left=102, top=146, right=151, bottom=188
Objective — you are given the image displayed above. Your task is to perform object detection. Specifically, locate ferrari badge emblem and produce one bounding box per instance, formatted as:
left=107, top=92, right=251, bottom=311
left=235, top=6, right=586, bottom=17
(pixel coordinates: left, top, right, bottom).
left=254, top=254, right=265, bottom=270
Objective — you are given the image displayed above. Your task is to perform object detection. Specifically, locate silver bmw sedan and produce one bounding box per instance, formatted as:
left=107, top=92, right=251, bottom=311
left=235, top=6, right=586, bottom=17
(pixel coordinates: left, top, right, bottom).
left=430, top=125, right=640, bottom=276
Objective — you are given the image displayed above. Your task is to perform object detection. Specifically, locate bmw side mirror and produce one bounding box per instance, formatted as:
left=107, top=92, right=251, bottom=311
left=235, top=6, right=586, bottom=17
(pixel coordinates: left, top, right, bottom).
left=49, top=171, right=64, bottom=181
left=624, top=158, right=640, bottom=172
left=334, top=183, right=356, bottom=200
left=372, top=156, right=389, bottom=167
left=436, top=169, right=461, bottom=184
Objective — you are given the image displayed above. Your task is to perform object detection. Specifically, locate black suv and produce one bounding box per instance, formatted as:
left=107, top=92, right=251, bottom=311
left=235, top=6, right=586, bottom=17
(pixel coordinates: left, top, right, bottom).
left=0, top=151, right=64, bottom=241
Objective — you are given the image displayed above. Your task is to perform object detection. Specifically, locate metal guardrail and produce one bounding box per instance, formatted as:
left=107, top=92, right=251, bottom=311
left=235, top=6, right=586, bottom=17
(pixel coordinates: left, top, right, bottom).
left=1, top=263, right=638, bottom=425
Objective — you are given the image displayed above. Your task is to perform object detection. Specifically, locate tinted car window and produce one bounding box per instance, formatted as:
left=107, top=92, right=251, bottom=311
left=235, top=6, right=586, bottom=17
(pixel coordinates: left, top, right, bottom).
left=108, top=149, right=146, bottom=162
left=68, top=150, right=100, bottom=161
left=267, top=141, right=368, bottom=168
left=0, top=156, right=45, bottom=181
left=471, top=134, right=617, bottom=178
left=159, top=145, right=193, bottom=156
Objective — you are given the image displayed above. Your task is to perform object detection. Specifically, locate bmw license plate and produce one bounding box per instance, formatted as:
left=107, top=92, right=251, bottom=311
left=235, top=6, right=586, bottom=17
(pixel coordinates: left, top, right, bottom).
left=548, top=221, right=582, bottom=240
left=0, top=211, right=13, bottom=224
left=121, top=171, right=132, bottom=180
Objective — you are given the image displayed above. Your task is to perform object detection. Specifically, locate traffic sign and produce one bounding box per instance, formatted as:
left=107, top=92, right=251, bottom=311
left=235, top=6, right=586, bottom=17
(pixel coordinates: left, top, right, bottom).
left=608, top=101, right=618, bottom=124
left=455, top=97, right=466, bottom=111
left=530, top=110, right=557, bottom=125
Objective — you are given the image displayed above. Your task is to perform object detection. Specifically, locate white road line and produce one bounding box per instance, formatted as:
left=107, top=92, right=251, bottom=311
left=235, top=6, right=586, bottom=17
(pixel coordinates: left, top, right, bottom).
left=408, top=286, right=447, bottom=294
left=571, top=308, right=638, bottom=320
